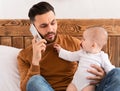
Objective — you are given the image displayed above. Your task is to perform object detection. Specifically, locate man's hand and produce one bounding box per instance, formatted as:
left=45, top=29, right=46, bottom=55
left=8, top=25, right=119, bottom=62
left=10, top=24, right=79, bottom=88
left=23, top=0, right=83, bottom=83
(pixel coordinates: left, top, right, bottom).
left=32, top=37, right=47, bottom=65
left=87, top=64, right=106, bottom=85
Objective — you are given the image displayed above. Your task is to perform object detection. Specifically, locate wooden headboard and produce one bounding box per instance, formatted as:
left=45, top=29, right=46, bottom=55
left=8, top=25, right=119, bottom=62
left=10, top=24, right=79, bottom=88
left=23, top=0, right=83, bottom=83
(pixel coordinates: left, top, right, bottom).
left=0, top=19, right=120, bottom=67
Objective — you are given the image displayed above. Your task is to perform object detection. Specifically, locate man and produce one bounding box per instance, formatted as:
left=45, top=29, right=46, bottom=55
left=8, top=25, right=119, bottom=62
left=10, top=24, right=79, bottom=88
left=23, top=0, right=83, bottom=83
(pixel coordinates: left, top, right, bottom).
left=17, top=1, right=120, bottom=91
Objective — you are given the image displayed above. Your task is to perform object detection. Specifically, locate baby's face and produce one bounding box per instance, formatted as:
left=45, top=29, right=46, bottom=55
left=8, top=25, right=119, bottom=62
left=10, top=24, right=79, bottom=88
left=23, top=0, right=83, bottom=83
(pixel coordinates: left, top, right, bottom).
left=81, top=31, right=93, bottom=52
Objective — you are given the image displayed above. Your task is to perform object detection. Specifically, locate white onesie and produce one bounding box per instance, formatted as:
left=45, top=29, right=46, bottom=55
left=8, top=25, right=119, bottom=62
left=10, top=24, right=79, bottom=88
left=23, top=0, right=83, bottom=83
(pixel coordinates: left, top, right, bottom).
left=59, top=49, right=115, bottom=91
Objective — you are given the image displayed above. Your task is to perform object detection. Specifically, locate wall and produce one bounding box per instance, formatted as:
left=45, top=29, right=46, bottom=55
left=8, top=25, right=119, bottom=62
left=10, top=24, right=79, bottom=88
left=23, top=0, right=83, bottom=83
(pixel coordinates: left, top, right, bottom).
left=0, top=0, right=120, bottom=19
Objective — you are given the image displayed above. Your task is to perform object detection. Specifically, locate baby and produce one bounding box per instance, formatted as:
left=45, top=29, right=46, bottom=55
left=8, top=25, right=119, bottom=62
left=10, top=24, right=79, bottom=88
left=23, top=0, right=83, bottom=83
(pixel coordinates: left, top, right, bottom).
left=54, top=26, right=115, bottom=91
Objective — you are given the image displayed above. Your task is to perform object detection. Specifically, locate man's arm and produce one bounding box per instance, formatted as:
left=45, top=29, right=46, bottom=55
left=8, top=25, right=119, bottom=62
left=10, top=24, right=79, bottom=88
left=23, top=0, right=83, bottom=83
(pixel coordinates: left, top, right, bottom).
left=17, top=38, right=47, bottom=91
left=17, top=50, right=40, bottom=91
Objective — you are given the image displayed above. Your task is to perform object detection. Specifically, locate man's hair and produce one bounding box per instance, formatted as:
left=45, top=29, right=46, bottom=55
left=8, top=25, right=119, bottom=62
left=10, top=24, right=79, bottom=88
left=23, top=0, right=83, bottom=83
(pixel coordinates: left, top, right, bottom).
left=28, top=1, right=55, bottom=22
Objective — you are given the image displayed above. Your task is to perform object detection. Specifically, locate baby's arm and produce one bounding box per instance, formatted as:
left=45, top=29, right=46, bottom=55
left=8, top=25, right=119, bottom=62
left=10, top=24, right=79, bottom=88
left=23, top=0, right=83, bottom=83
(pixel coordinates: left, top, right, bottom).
left=54, top=44, right=61, bottom=53
left=54, top=44, right=81, bottom=61
left=101, top=52, right=115, bottom=73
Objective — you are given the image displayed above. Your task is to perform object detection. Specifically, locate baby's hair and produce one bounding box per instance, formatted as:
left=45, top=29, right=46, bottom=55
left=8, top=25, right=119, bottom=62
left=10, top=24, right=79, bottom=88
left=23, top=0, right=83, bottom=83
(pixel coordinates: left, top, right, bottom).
left=85, top=26, right=108, bottom=49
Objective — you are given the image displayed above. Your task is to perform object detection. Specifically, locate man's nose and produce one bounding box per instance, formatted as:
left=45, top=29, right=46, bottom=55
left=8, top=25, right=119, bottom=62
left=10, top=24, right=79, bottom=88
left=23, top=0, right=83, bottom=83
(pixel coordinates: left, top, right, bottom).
left=47, top=25, right=53, bottom=32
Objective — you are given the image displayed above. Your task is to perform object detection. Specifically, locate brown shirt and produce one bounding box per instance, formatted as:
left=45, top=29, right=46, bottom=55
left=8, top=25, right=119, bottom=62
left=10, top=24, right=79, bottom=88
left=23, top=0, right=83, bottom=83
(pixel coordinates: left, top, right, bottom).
left=17, top=34, right=81, bottom=91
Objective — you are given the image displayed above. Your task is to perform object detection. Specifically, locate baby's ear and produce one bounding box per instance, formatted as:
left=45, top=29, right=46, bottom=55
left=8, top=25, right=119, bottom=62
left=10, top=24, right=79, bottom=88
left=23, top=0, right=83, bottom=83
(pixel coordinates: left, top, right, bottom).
left=92, top=42, right=97, bottom=48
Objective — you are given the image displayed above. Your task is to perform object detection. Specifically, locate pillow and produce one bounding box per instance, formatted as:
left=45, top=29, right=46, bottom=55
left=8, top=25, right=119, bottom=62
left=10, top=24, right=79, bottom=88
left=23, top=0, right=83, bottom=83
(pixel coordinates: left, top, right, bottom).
left=0, top=45, right=22, bottom=91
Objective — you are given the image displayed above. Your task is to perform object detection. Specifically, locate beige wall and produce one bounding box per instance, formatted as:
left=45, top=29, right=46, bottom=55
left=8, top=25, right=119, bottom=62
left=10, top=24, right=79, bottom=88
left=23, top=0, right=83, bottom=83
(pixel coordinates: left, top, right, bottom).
left=0, top=0, right=120, bottom=19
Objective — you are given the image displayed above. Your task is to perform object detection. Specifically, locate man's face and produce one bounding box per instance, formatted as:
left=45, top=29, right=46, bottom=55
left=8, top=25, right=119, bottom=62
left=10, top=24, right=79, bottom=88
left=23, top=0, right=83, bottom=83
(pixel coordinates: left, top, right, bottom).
left=33, top=11, right=57, bottom=43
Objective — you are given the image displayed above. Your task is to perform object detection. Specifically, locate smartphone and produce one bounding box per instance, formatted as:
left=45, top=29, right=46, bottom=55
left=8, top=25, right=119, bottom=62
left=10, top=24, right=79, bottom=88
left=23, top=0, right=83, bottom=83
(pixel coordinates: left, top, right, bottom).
left=30, top=24, right=42, bottom=42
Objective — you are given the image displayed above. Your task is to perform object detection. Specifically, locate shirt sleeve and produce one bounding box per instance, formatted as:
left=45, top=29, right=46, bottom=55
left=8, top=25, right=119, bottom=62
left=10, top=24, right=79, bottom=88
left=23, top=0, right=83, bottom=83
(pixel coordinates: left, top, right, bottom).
left=17, top=49, right=40, bottom=91
left=59, top=48, right=82, bottom=62
left=101, top=52, right=115, bottom=73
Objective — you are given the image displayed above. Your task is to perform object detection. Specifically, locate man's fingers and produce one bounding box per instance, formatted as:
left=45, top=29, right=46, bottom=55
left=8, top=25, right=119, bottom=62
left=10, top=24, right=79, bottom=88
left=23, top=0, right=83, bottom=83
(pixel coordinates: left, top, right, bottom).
left=91, top=64, right=104, bottom=73
left=87, top=74, right=102, bottom=85
left=32, top=38, right=47, bottom=45
left=87, top=69, right=103, bottom=77
left=88, top=64, right=105, bottom=76
left=87, top=75, right=101, bottom=80
left=90, top=80, right=100, bottom=85
left=86, top=64, right=106, bottom=85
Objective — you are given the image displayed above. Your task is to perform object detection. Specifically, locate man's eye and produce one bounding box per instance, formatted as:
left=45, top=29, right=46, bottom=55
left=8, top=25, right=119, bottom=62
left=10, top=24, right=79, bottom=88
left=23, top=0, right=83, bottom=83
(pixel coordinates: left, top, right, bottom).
left=51, top=21, right=56, bottom=25
left=51, top=22, right=55, bottom=25
left=40, top=24, right=47, bottom=28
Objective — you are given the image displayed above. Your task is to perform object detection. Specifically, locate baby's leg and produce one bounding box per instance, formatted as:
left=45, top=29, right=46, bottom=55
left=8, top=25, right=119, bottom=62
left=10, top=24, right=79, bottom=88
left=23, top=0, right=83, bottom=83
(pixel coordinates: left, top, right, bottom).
left=82, top=85, right=95, bottom=91
left=66, top=83, right=77, bottom=91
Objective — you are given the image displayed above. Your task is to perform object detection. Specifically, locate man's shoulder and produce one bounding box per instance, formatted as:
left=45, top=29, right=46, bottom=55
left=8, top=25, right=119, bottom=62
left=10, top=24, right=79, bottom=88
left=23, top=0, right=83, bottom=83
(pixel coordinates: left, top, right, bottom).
left=57, top=34, right=80, bottom=42
left=18, top=45, right=33, bottom=60
left=57, top=34, right=81, bottom=51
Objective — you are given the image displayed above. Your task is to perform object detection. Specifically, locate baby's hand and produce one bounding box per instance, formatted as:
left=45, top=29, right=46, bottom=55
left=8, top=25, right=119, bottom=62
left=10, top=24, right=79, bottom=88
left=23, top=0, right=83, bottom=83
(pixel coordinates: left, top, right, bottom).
left=54, top=44, right=61, bottom=53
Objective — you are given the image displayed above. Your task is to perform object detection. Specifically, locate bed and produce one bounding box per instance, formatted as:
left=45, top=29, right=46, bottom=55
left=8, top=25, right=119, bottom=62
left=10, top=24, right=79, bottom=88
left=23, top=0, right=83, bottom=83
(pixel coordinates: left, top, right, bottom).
left=0, top=19, right=120, bottom=91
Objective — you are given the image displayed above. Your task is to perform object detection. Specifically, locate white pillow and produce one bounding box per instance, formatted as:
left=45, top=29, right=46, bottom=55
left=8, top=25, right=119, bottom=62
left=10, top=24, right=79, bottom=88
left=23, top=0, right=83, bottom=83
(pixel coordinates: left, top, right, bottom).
left=0, top=45, right=22, bottom=91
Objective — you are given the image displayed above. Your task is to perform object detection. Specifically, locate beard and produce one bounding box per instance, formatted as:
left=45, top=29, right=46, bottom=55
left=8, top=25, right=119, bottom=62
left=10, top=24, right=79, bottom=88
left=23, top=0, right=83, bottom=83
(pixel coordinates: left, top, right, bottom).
left=43, top=32, right=57, bottom=44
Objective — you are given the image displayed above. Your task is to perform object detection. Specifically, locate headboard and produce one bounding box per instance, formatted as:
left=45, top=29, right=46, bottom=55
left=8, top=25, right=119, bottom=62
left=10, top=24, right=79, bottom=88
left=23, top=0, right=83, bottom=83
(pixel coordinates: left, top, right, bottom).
left=0, top=19, right=120, bottom=67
